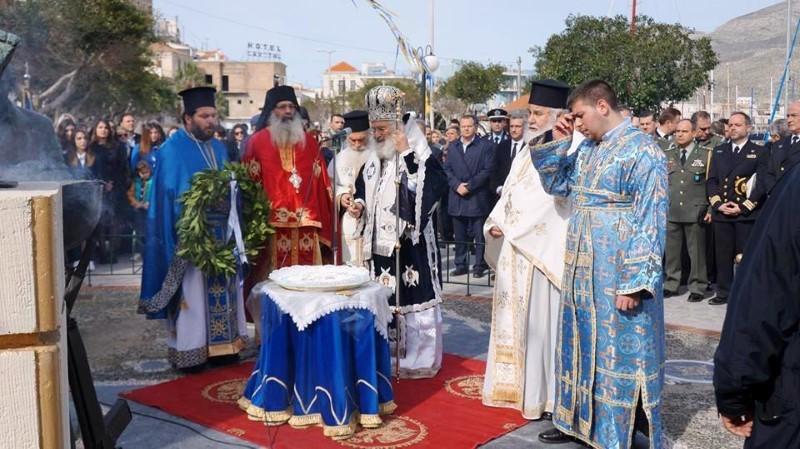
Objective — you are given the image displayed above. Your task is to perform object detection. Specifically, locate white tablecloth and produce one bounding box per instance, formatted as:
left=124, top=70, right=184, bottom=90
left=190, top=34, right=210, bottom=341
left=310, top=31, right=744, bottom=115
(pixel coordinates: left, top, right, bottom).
left=251, top=280, right=394, bottom=339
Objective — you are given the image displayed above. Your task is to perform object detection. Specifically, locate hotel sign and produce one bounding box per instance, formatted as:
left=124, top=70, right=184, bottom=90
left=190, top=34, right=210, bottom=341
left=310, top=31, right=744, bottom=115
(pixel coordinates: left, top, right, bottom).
left=247, top=42, right=282, bottom=61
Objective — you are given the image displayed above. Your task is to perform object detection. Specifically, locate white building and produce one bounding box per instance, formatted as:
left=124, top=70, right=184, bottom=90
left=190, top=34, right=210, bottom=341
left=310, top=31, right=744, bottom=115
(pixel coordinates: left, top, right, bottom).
left=488, top=64, right=533, bottom=108
left=321, top=61, right=413, bottom=99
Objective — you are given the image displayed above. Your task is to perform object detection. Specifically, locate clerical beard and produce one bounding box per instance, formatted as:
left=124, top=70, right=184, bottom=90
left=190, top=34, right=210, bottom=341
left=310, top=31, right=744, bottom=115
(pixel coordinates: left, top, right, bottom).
left=525, top=112, right=559, bottom=143
left=375, top=135, right=396, bottom=161
left=269, top=111, right=305, bottom=148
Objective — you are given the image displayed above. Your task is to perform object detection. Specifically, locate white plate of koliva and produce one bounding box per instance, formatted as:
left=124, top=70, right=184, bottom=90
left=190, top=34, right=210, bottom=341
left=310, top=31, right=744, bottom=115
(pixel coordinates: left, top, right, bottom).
left=269, top=265, right=372, bottom=291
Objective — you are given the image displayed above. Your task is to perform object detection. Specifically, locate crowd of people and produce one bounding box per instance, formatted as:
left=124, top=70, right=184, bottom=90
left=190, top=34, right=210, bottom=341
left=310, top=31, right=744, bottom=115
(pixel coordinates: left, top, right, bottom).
left=55, top=112, right=253, bottom=265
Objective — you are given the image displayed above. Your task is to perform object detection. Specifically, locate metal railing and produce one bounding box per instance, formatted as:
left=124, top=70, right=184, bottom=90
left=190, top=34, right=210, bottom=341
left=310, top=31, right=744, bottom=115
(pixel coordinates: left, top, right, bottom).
left=76, top=234, right=495, bottom=294
left=438, top=240, right=494, bottom=296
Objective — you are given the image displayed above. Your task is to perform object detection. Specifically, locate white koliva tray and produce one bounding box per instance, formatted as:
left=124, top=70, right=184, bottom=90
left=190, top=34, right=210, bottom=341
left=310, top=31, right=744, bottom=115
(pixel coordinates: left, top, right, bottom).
left=268, top=264, right=372, bottom=292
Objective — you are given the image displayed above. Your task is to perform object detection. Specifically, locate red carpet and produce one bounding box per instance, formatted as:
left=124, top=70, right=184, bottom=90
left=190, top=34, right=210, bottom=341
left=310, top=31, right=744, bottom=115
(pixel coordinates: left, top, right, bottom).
left=122, top=354, right=527, bottom=448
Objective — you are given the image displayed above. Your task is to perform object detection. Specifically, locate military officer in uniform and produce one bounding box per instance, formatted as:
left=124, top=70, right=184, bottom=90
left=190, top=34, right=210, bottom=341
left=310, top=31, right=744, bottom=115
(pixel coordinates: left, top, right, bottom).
left=692, top=110, right=722, bottom=151
left=664, top=119, right=711, bottom=302
left=706, top=112, right=765, bottom=305
left=485, top=108, right=510, bottom=144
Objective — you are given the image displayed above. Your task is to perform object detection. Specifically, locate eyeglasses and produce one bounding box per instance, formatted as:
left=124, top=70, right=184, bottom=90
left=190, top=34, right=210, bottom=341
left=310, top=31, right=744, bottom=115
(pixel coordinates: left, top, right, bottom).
left=234, top=131, right=244, bottom=136
left=275, top=103, right=296, bottom=111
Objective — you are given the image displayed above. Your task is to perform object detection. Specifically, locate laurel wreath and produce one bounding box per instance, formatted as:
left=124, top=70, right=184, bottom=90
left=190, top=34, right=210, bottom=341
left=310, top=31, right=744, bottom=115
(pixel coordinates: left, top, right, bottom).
left=176, top=163, right=272, bottom=277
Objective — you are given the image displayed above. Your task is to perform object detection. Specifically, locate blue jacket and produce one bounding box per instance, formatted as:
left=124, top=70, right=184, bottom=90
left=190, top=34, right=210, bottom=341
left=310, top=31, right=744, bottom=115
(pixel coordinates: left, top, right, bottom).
left=443, top=136, right=496, bottom=217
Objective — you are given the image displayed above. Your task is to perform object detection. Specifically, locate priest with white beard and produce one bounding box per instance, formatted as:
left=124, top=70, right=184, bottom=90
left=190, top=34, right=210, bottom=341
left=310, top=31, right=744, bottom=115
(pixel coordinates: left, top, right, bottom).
left=349, top=86, right=448, bottom=378
left=482, top=80, right=576, bottom=422
left=329, top=110, right=373, bottom=266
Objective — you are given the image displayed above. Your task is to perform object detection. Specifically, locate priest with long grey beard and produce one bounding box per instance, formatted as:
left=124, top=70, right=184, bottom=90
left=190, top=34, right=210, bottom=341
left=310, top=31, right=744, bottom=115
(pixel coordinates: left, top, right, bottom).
left=348, top=86, right=449, bottom=378
left=329, top=110, right=373, bottom=266
left=482, top=80, right=574, bottom=424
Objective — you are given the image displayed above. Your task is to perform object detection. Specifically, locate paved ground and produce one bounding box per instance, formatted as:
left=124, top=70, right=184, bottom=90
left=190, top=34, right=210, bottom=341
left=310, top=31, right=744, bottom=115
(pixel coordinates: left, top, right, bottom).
left=70, top=278, right=740, bottom=449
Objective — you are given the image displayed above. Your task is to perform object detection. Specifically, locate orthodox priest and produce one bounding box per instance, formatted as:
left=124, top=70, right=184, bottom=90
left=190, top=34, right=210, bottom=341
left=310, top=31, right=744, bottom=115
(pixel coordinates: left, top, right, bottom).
left=532, top=80, right=668, bottom=448
left=140, top=86, right=246, bottom=370
left=243, top=85, right=333, bottom=284
left=329, top=110, right=373, bottom=266
left=349, top=86, right=448, bottom=378
left=482, top=80, right=572, bottom=421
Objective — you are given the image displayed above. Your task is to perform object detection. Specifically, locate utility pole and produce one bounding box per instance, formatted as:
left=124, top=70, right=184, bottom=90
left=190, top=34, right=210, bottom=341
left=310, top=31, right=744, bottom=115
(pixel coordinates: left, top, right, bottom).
left=710, top=69, right=715, bottom=118
left=787, top=0, right=792, bottom=114
left=317, top=49, right=335, bottom=98
left=727, top=63, right=731, bottom=116
left=516, top=56, right=522, bottom=100
left=630, top=0, right=637, bottom=34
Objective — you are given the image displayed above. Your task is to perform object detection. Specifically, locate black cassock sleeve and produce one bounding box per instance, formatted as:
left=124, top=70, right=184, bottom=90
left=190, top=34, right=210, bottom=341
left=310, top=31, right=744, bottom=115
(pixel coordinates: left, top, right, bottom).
left=393, top=152, right=448, bottom=231
left=354, top=163, right=367, bottom=204
left=713, top=165, right=800, bottom=417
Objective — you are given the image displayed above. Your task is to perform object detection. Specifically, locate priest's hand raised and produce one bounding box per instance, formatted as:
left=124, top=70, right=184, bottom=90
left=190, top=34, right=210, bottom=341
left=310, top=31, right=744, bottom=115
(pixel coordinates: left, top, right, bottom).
left=348, top=201, right=364, bottom=218
left=392, top=130, right=410, bottom=152
left=553, top=112, right=575, bottom=140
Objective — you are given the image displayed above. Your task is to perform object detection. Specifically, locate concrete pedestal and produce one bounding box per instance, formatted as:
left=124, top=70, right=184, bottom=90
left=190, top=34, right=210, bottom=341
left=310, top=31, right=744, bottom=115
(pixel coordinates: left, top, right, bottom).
left=0, top=183, right=69, bottom=449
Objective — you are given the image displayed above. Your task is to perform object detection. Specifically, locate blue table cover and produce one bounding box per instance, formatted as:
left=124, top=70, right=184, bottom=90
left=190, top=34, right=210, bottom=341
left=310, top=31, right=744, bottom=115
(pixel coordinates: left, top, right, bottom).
left=238, top=290, right=396, bottom=439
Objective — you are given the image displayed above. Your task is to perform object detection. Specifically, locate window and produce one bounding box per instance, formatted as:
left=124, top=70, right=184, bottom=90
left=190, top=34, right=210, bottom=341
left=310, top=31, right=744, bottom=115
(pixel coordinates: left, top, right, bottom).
left=204, top=74, right=213, bottom=85
left=338, top=79, right=346, bottom=95
left=237, top=99, right=242, bottom=105
left=222, top=75, right=229, bottom=92
left=350, top=80, right=356, bottom=91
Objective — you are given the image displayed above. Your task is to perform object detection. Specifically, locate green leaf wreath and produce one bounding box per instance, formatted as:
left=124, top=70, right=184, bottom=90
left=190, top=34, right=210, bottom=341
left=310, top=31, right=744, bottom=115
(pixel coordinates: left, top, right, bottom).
left=176, top=163, right=272, bottom=277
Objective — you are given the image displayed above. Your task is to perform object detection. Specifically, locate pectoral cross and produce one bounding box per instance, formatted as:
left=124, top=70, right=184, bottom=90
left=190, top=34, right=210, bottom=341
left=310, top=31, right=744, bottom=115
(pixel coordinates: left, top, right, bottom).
left=289, top=168, right=302, bottom=193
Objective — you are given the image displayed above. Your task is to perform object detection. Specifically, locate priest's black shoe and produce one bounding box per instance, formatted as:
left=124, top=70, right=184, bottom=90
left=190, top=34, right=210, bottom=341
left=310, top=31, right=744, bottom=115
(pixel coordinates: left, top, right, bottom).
left=178, top=363, right=207, bottom=374
left=687, top=293, right=705, bottom=302
left=450, top=267, right=468, bottom=276
left=709, top=296, right=727, bottom=305
left=663, top=289, right=678, bottom=298
left=472, top=268, right=487, bottom=278
left=535, top=411, right=552, bottom=421
left=209, top=354, right=240, bottom=366
left=538, top=427, right=571, bottom=444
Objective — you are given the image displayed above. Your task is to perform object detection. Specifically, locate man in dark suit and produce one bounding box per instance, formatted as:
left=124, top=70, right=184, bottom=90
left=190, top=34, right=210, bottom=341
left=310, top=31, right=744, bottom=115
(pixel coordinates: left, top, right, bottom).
left=713, top=160, right=800, bottom=449
left=706, top=111, right=765, bottom=305
left=485, top=108, right=510, bottom=144
left=491, top=110, right=527, bottom=198
left=444, top=114, right=496, bottom=278
left=755, top=101, right=800, bottom=199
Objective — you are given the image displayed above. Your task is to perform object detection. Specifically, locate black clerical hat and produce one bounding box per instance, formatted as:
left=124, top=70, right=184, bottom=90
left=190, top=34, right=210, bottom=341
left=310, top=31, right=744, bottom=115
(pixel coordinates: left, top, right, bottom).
left=528, top=79, right=570, bottom=109
left=487, top=108, right=508, bottom=120
left=264, top=85, right=298, bottom=113
left=343, top=110, right=370, bottom=132
left=179, top=86, right=216, bottom=114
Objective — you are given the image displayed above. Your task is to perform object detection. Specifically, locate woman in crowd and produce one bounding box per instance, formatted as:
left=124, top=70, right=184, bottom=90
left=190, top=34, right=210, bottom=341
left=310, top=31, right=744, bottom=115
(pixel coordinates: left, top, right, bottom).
left=90, top=118, right=130, bottom=262
left=56, top=115, right=77, bottom=158
left=130, top=121, right=165, bottom=172
left=65, top=128, right=98, bottom=179
left=225, top=123, right=248, bottom=162
left=65, top=128, right=98, bottom=269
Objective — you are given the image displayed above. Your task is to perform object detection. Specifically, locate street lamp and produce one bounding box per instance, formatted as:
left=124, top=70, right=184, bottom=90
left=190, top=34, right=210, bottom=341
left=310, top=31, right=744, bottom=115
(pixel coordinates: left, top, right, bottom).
left=412, top=45, right=438, bottom=123
left=423, top=49, right=439, bottom=128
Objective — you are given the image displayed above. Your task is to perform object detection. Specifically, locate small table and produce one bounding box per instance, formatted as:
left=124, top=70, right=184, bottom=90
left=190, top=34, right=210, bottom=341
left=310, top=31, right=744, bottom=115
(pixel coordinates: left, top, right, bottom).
left=238, top=280, right=396, bottom=440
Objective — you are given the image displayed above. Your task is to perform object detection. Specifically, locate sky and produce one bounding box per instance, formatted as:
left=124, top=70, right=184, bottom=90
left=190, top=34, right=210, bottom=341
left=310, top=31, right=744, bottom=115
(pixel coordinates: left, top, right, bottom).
left=152, top=0, right=783, bottom=88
